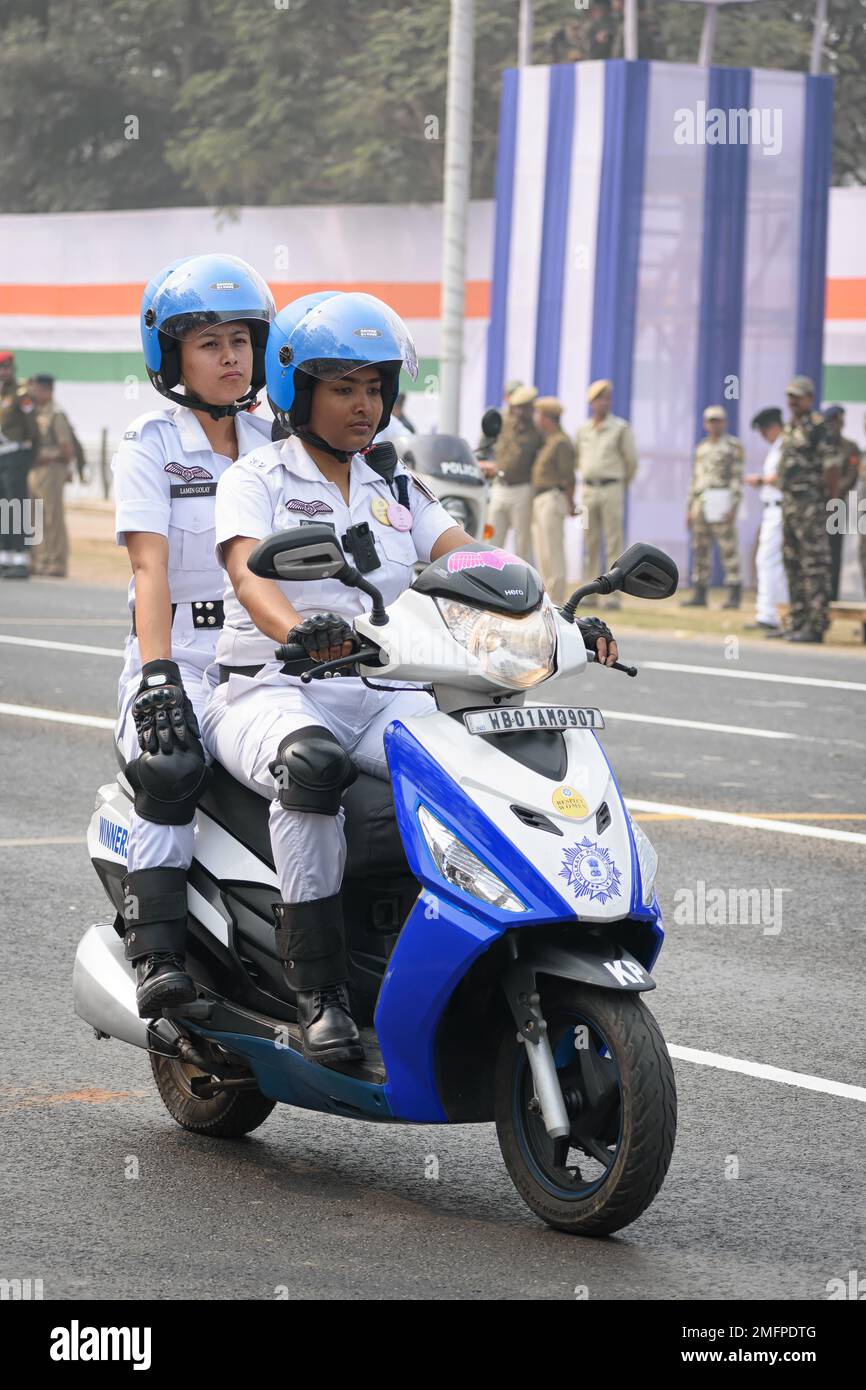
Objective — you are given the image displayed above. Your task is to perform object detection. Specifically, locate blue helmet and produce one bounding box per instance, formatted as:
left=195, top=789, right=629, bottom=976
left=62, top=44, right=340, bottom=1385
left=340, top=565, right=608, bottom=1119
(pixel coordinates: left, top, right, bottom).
left=141, top=254, right=275, bottom=418
left=266, top=291, right=418, bottom=443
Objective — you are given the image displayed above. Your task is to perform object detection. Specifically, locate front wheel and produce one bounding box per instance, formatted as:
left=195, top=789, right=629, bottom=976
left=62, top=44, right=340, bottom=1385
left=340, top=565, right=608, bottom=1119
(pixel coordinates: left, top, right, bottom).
left=494, top=981, right=676, bottom=1236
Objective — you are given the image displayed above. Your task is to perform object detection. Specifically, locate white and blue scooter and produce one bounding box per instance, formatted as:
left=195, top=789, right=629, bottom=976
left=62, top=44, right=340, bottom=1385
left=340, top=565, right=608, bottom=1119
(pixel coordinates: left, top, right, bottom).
left=75, top=533, right=678, bottom=1237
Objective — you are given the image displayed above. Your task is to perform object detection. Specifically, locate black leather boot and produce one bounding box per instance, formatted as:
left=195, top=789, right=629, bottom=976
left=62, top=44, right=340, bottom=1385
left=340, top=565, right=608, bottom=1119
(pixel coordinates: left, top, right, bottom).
left=273, top=895, right=362, bottom=1064
left=722, top=583, right=742, bottom=610
left=682, top=585, right=707, bottom=607
left=122, top=867, right=196, bottom=1017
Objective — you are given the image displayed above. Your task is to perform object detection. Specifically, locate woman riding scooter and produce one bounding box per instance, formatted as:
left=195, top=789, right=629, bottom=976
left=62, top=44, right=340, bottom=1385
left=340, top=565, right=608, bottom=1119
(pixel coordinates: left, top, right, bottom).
left=114, top=254, right=274, bottom=1017
left=201, top=291, right=618, bottom=1063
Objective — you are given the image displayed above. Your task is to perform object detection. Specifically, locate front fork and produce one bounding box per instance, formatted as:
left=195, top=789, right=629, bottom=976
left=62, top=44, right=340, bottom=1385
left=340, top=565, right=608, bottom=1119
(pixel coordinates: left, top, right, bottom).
left=501, top=955, right=570, bottom=1139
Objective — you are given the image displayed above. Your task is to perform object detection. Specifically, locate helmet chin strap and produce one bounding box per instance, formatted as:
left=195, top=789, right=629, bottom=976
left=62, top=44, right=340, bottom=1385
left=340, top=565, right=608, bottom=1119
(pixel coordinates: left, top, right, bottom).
left=164, top=385, right=258, bottom=421
left=292, top=424, right=375, bottom=465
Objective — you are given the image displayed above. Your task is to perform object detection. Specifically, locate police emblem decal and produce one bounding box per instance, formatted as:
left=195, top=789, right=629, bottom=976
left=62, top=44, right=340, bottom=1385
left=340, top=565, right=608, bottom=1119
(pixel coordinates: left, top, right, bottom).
left=559, top=837, right=622, bottom=906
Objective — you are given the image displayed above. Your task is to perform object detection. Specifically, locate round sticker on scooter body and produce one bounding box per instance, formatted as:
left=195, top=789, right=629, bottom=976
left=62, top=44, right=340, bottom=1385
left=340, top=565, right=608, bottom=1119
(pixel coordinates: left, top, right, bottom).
left=552, top=786, right=589, bottom=819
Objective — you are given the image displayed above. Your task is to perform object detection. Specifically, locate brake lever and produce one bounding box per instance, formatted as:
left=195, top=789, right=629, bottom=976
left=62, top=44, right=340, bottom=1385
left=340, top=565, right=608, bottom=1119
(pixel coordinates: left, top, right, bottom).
left=586, top=651, right=638, bottom=677
left=300, top=645, right=384, bottom=684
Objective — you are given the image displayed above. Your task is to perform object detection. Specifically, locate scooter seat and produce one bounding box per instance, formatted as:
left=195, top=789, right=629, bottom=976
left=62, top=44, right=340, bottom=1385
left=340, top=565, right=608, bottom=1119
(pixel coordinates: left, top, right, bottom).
left=198, top=761, right=411, bottom=879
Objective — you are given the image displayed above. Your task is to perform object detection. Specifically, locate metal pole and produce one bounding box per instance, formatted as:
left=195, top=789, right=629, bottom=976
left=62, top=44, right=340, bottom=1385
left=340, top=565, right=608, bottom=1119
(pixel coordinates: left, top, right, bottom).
left=518, top=0, right=533, bottom=67
left=810, top=0, right=828, bottom=74
left=698, top=2, right=718, bottom=66
left=623, top=0, right=639, bottom=60
left=439, top=0, right=475, bottom=435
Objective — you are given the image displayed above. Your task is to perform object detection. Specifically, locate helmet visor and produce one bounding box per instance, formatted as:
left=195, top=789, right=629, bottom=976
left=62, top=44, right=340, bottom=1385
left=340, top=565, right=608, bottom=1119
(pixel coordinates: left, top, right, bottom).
left=149, top=258, right=275, bottom=340
left=284, top=292, right=418, bottom=381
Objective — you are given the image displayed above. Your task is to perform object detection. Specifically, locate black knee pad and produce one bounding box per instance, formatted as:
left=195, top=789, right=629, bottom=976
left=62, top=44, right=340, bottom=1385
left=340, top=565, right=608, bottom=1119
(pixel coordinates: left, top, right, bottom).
left=125, top=741, right=210, bottom=825
left=268, top=725, right=357, bottom=815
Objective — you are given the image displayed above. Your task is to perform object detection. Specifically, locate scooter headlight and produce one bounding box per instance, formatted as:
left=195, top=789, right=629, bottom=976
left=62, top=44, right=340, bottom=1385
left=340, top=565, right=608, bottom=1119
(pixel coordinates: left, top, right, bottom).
left=435, top=598, right=556, bottom=690
left=629, top=816, right=659, bottom=906
left=418, top=806, right=527, bottom=912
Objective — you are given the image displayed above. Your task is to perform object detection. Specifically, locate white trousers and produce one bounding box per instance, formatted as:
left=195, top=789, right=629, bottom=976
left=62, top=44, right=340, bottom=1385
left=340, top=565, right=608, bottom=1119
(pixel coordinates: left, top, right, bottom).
left=754, top=505, right=788, bottom=626
left=116, top=637, right=213, bottom=874
left=201, top=667, right=432, bottom=904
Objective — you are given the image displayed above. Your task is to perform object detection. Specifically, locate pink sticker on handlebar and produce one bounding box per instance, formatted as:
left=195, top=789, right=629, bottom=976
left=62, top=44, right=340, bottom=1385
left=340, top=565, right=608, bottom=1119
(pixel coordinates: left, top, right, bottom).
left=446, top=548, right=521, bottom=574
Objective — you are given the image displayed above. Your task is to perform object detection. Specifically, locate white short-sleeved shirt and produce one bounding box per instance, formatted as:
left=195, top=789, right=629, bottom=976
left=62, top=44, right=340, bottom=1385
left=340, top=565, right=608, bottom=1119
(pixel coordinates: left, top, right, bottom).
left=214, top=434, right=458, bottom=666
left=760, top=435, right=783, bottom=506
left=113, top=403, right=273, bottom=612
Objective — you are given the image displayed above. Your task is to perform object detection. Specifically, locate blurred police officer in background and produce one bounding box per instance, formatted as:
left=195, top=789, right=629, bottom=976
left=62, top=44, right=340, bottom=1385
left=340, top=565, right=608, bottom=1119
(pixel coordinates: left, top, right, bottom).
left=774, top=376, right=834, bottom=643
left=575, top=379, right=637, bottom=608
left=684, top=404, right=744, bottom=610
left=745, top=406, right=787, bottom=633
left=26, top=373, right=76, bottom=578
left=485, top=383, right=542, bottom=562
left=531, top=396, right=576, bottom=604
left=0, top=351, right=40, bottom=579
left=822, top=404, right=861, bottom=602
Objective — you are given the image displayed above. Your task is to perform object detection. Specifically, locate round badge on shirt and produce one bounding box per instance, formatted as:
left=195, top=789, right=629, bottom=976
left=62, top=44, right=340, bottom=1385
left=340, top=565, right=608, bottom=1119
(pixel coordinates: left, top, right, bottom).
left=387, top=502, right=413, bottom=532
left=371, top=496, right=392, bottom=527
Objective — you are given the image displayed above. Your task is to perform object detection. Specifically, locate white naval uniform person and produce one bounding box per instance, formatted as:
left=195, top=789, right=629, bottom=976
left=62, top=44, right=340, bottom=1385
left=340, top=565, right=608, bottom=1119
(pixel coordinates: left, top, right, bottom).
left=201, top=433, right=458, bottom=906
left=754, top=433, right=788, bottom=628
left=113, top=402, right=272, bottom=871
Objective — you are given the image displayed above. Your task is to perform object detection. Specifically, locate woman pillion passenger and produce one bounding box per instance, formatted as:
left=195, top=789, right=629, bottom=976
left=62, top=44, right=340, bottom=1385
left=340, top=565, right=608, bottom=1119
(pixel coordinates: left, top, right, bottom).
left=114, top=254, right=274, bottom=1016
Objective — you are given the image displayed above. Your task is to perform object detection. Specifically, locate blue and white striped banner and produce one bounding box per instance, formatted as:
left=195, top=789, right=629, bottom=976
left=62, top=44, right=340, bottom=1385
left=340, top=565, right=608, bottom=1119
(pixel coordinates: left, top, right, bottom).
left=486, top=60, right=834, bottom=576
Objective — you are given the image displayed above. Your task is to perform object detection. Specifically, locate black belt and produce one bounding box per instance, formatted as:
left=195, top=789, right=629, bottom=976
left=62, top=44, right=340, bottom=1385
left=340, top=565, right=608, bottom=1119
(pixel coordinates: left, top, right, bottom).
left=582, top=478, right=621, bottom=487
left=218, top=663, right=264, bottom=683
left=534, top=485, right=566, bottom=496
left=494, top=475, right=532, bottom=487
left=131, top=599, right=224, bottom=637
left=763, top=500, right=782, bottom=508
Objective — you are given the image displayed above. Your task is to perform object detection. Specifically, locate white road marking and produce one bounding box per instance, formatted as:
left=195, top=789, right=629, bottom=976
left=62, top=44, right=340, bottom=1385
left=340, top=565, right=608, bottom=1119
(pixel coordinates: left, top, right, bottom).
left=626, top=797, right=866, bottom=845
left=605, top=709, right=803, bottom=741
left=0, top=634, right=123, bottom=658
left=642, top=659, right=866, bottom=694
left=669, top=1045, right=866, bottom=1104
left=0, top=702, right=115, bottom=730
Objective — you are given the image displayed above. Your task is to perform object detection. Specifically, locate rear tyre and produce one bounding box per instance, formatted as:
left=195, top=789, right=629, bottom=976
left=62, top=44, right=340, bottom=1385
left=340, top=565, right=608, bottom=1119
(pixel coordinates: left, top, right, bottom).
left=149, top=1051, right=276, bottom=1137
left=494, top=981, right=676, bottom=1236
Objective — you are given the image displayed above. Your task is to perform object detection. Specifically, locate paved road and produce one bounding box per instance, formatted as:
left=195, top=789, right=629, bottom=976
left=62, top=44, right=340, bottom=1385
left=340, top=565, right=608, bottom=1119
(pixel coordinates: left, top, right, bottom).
left=1, top=579, right=864, bottom=1300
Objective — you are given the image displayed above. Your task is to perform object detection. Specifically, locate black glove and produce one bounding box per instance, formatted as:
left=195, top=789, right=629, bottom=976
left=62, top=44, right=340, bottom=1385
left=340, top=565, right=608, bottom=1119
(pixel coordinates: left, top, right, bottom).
left=577, top=615, right=614, bottom=655
left=288, top=613, right=355, bottom=660
left=130, top=659, right=201, bottom=756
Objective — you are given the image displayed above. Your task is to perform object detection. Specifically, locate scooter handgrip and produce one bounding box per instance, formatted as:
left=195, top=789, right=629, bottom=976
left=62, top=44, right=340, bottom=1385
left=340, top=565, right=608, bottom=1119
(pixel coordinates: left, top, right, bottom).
left=274, top=643, right=308, bottom=662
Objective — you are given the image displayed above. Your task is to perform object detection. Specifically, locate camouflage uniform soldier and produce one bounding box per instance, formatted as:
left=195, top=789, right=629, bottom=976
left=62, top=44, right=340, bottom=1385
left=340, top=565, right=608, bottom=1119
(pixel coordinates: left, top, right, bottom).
left=683, top=405, right=744, bottom=609
left=0, top=351, right=40, bottom=579
left=773, top=376, right=834, bottom=643
left=821, top=404, right=861, bottom=601
left=27, top=374, right=75, bottom=577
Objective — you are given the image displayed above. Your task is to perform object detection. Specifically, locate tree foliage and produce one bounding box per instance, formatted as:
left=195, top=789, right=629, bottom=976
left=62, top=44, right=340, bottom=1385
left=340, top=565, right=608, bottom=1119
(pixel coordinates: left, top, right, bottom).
left=0, top=0, right=862, bottom=213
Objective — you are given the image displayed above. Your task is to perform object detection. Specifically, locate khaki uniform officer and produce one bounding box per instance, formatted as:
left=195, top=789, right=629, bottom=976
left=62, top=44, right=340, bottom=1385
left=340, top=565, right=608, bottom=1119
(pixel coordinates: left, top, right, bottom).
left=27, top=374, right=75, bottom=577
left=486, top=384, right=543, bottom=562
left=575, top=379, right=637, bottom=608
left=684, top=405, right=744, bottom=609
left=531, top=397, right=576, bottom=604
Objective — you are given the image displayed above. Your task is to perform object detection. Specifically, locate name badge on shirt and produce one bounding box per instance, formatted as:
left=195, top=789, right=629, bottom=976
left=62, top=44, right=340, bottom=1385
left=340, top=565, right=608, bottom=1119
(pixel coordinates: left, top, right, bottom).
left=170, top=481, right=218, bottom=498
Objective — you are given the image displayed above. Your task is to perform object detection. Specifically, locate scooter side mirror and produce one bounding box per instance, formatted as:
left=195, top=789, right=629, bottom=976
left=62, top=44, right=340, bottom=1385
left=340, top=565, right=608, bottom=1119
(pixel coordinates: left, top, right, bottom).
left=480, top=408, right=502, bottom=441
left=607, top=544, right=679, bottom=599
left=247, top=526, right=348, bottom=583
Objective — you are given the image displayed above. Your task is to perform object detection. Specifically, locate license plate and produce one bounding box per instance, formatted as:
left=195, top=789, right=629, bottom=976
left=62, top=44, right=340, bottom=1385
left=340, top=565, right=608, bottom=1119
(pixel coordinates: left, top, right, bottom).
left=464, top=706, right=605, bottom=735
